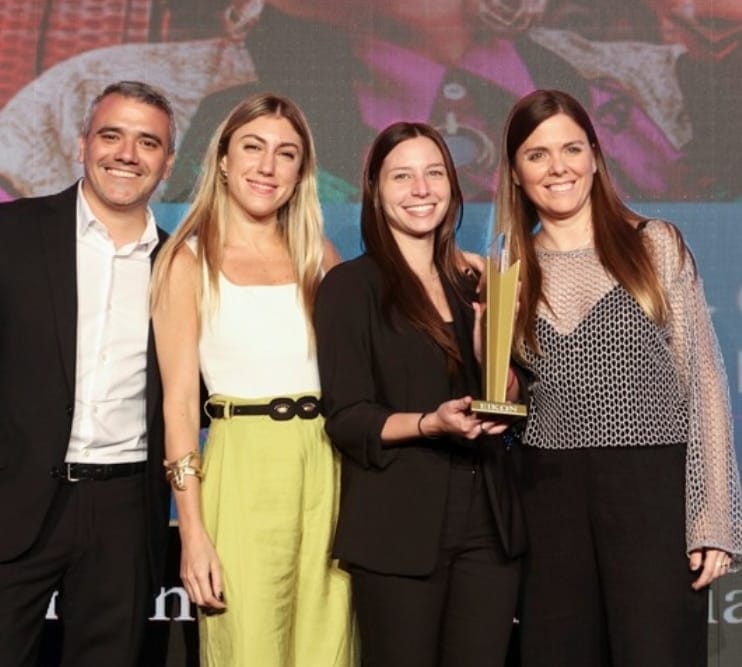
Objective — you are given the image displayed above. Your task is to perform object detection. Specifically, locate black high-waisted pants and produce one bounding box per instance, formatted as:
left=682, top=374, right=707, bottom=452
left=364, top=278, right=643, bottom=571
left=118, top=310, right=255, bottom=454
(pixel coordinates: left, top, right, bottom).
left=519, top=444, right=708, bottom=667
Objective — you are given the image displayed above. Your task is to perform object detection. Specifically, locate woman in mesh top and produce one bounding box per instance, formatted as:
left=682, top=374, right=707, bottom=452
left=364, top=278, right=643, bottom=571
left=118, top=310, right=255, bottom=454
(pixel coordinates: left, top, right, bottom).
left=494, top=89, right=742, bottom=666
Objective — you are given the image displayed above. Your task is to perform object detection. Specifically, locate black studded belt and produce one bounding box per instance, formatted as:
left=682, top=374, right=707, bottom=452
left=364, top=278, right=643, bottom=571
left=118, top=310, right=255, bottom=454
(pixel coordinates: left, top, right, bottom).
left=50, top=461, right=146, bottom=482
left=205, top=396, right=323, bottom=422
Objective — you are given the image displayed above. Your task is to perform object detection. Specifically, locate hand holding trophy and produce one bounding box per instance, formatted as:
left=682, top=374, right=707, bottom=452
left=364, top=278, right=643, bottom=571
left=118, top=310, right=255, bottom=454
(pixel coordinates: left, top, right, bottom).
left=471, top=233, right=528, bottom=419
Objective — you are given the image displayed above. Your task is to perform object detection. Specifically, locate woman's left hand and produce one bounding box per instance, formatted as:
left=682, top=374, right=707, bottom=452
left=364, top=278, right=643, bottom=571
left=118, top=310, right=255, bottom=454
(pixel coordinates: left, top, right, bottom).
left=689, top=547, right=732, bottom=589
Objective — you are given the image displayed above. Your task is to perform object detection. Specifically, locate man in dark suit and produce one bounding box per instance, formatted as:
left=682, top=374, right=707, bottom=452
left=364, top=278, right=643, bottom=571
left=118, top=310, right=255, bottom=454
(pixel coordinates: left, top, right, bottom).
left=0, top=81, right=175, bottom=666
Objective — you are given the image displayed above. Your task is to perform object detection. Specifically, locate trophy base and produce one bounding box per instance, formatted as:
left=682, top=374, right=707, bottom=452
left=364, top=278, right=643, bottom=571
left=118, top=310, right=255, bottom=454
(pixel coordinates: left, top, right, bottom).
left=471, top=399, right=528, bottom=420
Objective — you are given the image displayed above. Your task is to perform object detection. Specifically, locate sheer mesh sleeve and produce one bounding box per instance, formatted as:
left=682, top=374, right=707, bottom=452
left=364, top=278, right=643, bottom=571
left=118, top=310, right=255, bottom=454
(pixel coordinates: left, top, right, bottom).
left=644, top=220, right=742, bottom=566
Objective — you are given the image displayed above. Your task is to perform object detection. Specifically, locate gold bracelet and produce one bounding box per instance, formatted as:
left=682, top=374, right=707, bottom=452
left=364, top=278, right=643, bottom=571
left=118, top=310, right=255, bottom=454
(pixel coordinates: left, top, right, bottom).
left=163, top=450, right=203, bottom=491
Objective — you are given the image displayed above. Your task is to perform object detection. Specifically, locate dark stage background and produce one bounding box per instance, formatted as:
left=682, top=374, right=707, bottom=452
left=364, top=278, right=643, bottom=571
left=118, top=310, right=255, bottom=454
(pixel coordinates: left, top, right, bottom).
left=1, top=1, right=740, bottom=664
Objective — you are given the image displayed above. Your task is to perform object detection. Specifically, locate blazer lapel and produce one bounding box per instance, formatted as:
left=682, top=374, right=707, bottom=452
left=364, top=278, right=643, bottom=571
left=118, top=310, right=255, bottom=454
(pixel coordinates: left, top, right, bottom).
left=145, top=226, right=168, bottom=429
left=37, top=186, right=167, bottom=430
left=38, top=186, right=79, bottom=395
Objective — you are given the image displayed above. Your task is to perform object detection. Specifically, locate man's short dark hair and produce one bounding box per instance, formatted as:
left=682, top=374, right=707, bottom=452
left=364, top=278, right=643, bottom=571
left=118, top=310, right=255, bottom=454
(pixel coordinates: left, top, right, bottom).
left=81, top=80, right=176, bottom=153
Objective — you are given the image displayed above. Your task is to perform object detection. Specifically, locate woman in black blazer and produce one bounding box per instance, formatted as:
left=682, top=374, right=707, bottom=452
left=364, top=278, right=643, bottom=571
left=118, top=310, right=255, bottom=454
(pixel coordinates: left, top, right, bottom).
left=314, top=122, right=524, bottom=667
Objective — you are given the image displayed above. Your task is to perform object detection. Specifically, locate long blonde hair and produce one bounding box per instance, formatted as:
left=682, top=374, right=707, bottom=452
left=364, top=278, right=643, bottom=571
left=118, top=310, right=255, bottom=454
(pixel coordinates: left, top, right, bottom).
left=151, top=93, right=325, bottom=328
left=496, top=89, right=684, bottom=354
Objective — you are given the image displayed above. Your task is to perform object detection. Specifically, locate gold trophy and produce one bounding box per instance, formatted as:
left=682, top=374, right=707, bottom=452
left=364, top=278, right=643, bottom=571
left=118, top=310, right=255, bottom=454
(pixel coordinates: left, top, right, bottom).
left=471, top=234, right=528, bottom=419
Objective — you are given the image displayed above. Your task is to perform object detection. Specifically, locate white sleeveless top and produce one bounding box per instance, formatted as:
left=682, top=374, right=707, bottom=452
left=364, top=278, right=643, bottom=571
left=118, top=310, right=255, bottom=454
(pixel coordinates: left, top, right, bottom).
left=199, top=273, right=320, bottom=399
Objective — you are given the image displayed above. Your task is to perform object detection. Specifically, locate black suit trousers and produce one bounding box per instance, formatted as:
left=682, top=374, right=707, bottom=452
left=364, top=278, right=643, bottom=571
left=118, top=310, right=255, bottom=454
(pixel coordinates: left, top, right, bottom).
left=0, top=474, right=150, bottom=667
left=350, top=456, right=521, bottom=667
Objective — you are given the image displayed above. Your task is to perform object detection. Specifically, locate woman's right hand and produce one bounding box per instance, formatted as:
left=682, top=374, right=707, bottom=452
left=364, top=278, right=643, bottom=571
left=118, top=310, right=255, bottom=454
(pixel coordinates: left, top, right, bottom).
left=180, top=528, right=226, bottom=611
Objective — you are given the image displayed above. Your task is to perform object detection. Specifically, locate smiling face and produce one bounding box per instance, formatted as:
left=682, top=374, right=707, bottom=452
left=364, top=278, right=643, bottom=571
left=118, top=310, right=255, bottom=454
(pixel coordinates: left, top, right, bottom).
left=378, top=135, right=452, bottom=243
left=512, top=112, right=597, bottom=229
left=78, top=93, right=173, bottom=218
left=219, top=114, right=303, bottom=225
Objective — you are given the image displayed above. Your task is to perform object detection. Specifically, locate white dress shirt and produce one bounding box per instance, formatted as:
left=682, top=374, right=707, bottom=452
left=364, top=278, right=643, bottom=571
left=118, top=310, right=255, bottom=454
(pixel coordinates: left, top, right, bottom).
left=65, top=182, right=159, bottom=464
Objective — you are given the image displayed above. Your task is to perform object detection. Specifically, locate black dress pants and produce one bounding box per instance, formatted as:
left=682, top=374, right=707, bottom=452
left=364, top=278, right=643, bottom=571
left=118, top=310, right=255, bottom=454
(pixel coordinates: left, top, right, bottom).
left=0, top=473, right=150, bottom=667
left=519, top=444, right=708, bottom=667
left=350, top=455, right=521, bottom=667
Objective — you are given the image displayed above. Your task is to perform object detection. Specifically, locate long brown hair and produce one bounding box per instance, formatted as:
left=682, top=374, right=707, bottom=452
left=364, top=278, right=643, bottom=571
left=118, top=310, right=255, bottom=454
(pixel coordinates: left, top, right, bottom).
left=362, top=122, right=466, bottom=367
left=496, top=89, right=684, bottom=353
left=151, top=93, right=324, bottom=330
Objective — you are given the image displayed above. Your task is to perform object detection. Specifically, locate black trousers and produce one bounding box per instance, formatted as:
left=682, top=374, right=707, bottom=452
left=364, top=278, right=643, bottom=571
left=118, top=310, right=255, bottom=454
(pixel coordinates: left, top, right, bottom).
left=519, top=444, right=708, bottom=667
left=350, top=456, right=521, bottom=667
left=0, top=473, right=150, bottom=667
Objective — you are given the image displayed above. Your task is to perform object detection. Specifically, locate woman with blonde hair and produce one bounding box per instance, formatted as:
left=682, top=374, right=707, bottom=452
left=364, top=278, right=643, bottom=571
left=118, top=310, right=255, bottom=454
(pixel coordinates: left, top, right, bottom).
left=495, top=88, right=742, bottom=666
left=151, top=92, right=355, bottom=666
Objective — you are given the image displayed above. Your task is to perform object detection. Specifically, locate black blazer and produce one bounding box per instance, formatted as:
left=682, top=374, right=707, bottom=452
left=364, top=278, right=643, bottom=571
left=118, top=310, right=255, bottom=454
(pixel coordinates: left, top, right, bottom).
left=0, top=184, right=170, bottom=586
left=314, top=254, right=525, bottom=576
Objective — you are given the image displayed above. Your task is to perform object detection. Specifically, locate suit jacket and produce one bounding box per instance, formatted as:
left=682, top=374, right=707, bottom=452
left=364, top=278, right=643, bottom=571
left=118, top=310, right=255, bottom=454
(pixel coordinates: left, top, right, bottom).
left=314, top=254, right=525, bottom=576
left=0, top=184, right=170, bottom=587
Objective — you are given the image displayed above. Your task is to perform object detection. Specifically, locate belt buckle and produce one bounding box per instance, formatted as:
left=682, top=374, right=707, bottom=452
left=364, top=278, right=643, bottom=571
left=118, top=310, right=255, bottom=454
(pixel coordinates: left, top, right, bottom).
left=269, top=398, right=296, bottom=421
left=296, top=396, right=320, bottom=419
left=64, top=462, right=80, bottom=483
left=204, top=400, right=227, bottom=420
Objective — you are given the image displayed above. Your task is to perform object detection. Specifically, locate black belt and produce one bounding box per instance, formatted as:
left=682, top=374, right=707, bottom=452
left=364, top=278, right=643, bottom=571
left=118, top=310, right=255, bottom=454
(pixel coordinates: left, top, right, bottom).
left=50, top=461, right=146, bottom=482
left=205, top=396, right=322, bottom=422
